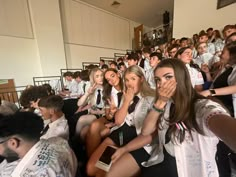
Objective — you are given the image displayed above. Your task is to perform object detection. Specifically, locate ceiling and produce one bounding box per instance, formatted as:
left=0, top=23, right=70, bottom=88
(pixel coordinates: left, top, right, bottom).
left=79, top=0, right=174, bottom=28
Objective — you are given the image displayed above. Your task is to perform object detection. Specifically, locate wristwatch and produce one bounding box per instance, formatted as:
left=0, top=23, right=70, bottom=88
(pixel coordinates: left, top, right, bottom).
left=209, top=89, right=216, bottom=96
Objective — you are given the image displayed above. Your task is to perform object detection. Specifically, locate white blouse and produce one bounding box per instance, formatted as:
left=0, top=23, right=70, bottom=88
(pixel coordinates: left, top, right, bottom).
left=143, top=99, right=230, bottom=177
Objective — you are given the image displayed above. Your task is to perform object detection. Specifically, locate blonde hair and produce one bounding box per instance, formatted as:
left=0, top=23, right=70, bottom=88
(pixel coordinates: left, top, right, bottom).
left=89, top=67, right=103, bottom=86
left=124, top=65, right=155, bottom=97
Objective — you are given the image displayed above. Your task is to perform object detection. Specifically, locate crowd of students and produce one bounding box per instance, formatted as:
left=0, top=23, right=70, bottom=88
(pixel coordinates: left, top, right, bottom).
left=0, top=23, right=236, bottom=177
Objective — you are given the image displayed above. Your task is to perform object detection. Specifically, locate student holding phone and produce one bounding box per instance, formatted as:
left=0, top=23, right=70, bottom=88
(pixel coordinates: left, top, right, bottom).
left=86, top=65, right=156, bottom=177
left=111, top=59, right=236, bottom=177
left=85, top=68, right=123, bottom=157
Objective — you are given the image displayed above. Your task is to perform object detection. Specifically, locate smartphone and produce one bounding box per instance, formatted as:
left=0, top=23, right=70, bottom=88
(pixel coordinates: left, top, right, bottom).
left=95, top=146, right=117, bottom=172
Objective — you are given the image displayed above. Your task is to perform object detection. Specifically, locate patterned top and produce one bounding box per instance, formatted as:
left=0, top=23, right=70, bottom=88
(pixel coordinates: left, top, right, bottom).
left=143, top=99, right=230, bottom=177
left=11, top=137, right=77, bottom=177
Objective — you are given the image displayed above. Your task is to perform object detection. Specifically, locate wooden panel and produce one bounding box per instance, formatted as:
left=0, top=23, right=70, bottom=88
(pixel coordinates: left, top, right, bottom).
left=0, top=79, right=17, bottom=103
left=134, top=24, right=143, bottom=50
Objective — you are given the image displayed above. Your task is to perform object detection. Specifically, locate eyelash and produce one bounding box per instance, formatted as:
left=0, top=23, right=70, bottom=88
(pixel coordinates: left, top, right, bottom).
left=166, top=75, right=173, bottom=80
left=154, top=75, right=173, bottom=82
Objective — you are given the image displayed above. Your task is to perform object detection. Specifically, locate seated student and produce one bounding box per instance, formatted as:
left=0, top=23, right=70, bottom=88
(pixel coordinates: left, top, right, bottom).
left=167, top=44, right=179, bottom=58
left=42, top=83, right=55, bottom=96
left=179, top=37, right=188, bottom=48
left=101, top=64, right=109, bottom=72
left=70, top=71, right=84, bottom=98
left=0, top=101, right=16, bottom=163
left=193, top=42, right=214, bottom=68
left=117, top=62, right=127, bottom=77
left=0, top=112, right=77, bottom=177
left=60, top=71, right=75, bottom=97
left=212, top=30, right=224, bottom=53
left=99, top=59, right=105, bottom=69
left=19, top=86, right=49, bottom=114
left=38, top=95, right=69, bottom=141
left=111, top=59, right=236, bottom=177
left=109, top=61, right=118, bottom=70
left=63, top=71, right=74, bottom=91
left=223, top=24, right=236, bottom=39
left=86, top=65, right=155, bottom=177
left=127, top=53, right=146, bottom=76
left=85, top=68, right=123, bottom=157
left=141, top=47, right=152, bottom=72
left=145, top=52, right=163, bottom=89
left=116, top=57, right=123, bottom=64
left=75, top=68, right=104, bottom=140
left=198, top=32, right=216, bottom=55
left=175, top=47, right=204, bottom=92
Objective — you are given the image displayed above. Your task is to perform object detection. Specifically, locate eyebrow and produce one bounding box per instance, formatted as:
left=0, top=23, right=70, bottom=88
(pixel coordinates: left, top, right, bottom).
left=163, top=72, right=173, bottom=77
left=155, top=72, right=173, bottom=78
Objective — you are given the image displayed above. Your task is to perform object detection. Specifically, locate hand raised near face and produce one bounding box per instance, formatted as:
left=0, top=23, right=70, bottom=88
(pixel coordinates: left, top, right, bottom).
left=87, top=83, right=97, bottom=94
left=157, top=80, right=177, bottom=103
left=123, top=88, right=135, bottom=103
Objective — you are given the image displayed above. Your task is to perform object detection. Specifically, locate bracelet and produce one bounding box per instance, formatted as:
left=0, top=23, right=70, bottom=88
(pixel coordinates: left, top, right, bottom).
left=152, top=104, right=164, bottom=113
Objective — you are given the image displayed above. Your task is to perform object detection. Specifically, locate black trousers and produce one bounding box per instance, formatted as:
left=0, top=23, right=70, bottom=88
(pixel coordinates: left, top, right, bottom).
left=216, top=141, right=236, bottom=177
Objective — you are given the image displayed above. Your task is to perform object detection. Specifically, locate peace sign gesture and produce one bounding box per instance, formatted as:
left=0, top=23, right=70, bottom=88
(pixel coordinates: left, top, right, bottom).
left=87, top=83, right=97, bottom=95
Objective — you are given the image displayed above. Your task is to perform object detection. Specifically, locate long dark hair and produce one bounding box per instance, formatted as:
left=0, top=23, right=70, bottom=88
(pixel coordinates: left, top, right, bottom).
left=154, top=59, right=205, bottom=143
left=102, top=68, right=123, bottom=105
left=175, top=46, right=201, bottom=71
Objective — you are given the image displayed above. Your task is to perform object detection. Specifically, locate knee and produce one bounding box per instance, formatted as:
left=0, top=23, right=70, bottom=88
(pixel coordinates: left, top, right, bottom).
left=86, top=160, right=97, bottom=176
left=89, top=119, right=103, bottom=132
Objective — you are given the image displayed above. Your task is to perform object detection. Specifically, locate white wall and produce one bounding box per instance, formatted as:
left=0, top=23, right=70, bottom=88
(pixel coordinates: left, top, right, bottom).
left=0, top=0, right=33, bottom=38
left=29, top=0, right=66, bottom=75
left=173, top=0, right=236, bottom=38
left=0, top=0, right=150, bottom=86
left=60, top=0, right=149, bottom=68
left=0, top=36, right=41, bottom=86
left=0, top=0, right=40, bottom=86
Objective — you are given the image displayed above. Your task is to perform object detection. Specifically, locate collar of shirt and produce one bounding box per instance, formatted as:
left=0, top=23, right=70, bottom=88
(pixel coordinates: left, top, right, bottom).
left=48, top=114, right=66, bottom=128
left=111, top=86, right=121, bottom=95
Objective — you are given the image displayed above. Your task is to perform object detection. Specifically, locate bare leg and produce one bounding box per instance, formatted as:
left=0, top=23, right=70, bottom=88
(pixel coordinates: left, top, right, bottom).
left=80, top=125, right=90, bottom=141
left=95, top=169, right=106, bottom=177
left=87, top=137, right=116, bottom=176
left=75, top=114, right=96, bottom=137
left=86, top=117, right=109, bottom=157
left=106, top=153, right=140, bottom=177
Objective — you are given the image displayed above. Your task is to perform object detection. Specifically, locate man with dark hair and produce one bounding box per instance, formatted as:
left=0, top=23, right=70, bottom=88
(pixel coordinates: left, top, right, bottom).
left=198, top=32, right=216, bottom=55
left=38, top=95, right=69, bottom=140
left=0, top=112, right=77, bottom=176
left=109, top=61, right=118, bottom=69
left=142, top=47, right=152, bottom=72
left=118, top=62, right=127, bottom=77
left=145, top=52, right=162, bottom=89
left=127, top=52, right=146, bottom=77
left=179, top=37, right=188, bottom=48
left=127, top=53, right=140, bottom=67
left=62, top=71, right=74, bottom=91
left=206, top=27, right=214, bottom=41
left=99, top=59, right=105, bottom=69
left=19, top=86, right=49, bottom=113
left=167, top=44, right=180, bottom=58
